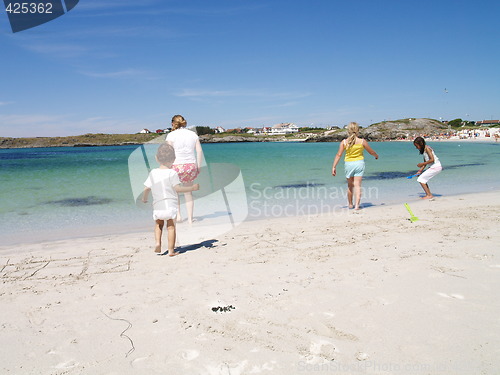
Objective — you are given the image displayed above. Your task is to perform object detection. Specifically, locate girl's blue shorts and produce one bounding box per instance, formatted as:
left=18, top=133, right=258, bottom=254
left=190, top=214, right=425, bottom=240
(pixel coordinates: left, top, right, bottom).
left=344, top=160, right=365, bottom=178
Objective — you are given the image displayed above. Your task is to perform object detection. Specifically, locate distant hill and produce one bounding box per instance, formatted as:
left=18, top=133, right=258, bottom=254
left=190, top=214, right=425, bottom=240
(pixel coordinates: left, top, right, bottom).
left=0, top=133, right=162, bottom=149
left=0, top=119, right=451, bottom=148
left=305, top=118, right=448, bottom=142
left=362, top=118, right=448, bottom=140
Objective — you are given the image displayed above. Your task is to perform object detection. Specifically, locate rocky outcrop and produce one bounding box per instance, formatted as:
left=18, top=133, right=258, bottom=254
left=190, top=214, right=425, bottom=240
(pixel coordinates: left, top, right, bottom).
left=304, top=130, right=347, bottom=142
left=361, top=118, right=447, bottom=140
left=199, top=135, right=285, bottom=143
left=305, top=118, right=448, bottom=142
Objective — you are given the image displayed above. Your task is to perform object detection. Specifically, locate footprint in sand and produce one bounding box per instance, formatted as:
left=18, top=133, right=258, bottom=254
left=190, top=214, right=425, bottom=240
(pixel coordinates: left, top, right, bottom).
left=181, top=349, right=200, bottom=361
left=47, top=350, right=79, bottom=370
left=205, top=360, right=248, bottom=375
left=437, top=292, right=451, bottom=299
left=247, top=361, right=277, bottom=372
left=437, top=292, right=465, bottom=300
left=27, top=311, right=45, bottom=326
left=356, top=352, right=370, bottom=361
left=54, top=360, right=79, bottom=369
left=130, top=356, right=162, bottom=370
left=377, top=296, right=396, bottom=305
left=306, top=340, right=337, bottom=362
left=131, top=357, right=149, bottom=364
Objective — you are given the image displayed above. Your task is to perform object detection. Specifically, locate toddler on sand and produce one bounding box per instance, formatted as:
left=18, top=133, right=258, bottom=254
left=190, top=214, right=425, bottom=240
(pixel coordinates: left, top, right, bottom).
left=142, top=143, right=199, bottom=256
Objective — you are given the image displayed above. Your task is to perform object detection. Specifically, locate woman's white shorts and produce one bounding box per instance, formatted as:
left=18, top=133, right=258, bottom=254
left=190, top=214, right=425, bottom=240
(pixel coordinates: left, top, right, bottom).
left=417, top=166, right=442, bottom=184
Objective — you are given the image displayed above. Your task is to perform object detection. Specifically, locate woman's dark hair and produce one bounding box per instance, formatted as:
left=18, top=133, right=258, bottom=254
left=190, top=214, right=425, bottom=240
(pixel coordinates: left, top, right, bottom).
left=413, top=136, right=426, bottom=155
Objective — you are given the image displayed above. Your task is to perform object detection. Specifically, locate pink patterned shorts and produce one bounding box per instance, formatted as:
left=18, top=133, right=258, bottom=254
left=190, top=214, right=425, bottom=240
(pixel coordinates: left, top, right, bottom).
left=172, top=163, right=199, bottom=184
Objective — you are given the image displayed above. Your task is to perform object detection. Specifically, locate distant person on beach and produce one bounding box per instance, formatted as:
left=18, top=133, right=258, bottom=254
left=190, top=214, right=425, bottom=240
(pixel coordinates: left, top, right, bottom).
left=413, top=136, right=442, bottom=200
left=166, top=115, right=203, bottom=224
left=142, top=143, right=200, bottom=256
left=331, top=122, right=379, bottom=210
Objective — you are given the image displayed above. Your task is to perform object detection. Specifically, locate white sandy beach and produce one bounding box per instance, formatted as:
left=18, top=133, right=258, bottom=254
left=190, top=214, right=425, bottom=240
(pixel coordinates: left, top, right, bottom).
left=1, top=192, right=499, bottom=375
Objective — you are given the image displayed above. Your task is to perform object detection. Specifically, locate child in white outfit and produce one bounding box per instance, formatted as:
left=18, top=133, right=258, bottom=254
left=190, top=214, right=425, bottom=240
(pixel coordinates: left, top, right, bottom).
left=142, top=143, right=199, bottom=256
left=413, top=136, right=442, bottom=200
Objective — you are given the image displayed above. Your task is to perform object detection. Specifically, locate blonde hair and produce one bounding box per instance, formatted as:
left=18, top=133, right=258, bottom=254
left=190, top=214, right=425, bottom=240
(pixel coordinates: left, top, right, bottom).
left=171, top=115, right=187, bottom=130
left=346, top=122, right=360, bottom=149
left=156, top=143, right=176, bottom=165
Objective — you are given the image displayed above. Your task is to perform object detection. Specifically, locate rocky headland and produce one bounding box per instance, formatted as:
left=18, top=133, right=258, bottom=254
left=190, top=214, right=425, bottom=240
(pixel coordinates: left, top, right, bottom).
left=303, top=118, right=448, bottom=142
left=0, top=118, right=449, bottom=148
left=0, top=133, right=162, bottom=149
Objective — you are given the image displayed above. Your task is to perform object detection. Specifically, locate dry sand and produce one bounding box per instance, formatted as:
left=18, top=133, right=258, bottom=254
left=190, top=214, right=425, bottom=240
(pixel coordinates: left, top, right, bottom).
left=1, top=192, right=499, bottom=375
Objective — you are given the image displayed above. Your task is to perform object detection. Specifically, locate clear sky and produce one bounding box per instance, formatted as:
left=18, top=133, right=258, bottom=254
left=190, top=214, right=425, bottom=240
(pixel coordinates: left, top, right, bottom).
left=1, top=0, right=499, bottom=137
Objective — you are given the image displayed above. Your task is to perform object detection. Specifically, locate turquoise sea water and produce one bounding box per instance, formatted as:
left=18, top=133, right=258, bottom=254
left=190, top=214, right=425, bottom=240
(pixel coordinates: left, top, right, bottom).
left=1, top=141, right=499, bottom=245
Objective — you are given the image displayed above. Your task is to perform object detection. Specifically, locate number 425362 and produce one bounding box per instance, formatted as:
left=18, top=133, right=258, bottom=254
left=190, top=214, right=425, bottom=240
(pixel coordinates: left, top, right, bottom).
left=5, top=2, right=54, bottom=14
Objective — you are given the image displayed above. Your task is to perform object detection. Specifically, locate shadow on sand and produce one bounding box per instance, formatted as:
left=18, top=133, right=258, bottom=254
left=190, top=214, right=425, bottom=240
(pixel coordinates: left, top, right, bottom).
left=177, top=239, right=219, bottom=254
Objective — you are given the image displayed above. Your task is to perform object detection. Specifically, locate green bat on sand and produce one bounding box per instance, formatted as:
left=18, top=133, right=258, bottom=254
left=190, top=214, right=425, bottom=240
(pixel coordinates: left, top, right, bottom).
left=404, top=203, right=419, bottom=222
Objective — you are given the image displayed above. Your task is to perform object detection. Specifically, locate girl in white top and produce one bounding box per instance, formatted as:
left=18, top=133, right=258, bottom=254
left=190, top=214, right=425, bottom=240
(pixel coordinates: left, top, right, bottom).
left=166, top=115, right=203, bottom=223
left=413, top=136, right=442, bottom=200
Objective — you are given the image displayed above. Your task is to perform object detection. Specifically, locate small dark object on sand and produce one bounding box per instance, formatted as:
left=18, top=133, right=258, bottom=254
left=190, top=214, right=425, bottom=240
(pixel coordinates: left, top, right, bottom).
left=211, top=305, right=236, bottom=313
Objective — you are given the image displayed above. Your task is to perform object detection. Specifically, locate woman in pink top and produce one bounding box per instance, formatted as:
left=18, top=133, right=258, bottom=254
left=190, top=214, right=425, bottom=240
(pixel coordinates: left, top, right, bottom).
left=166, top=115, right=203, bottom=223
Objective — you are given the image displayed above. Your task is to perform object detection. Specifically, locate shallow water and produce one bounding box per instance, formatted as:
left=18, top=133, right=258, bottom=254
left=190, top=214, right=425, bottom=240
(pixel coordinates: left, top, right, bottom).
left=1, top=141, right=499, bottom=245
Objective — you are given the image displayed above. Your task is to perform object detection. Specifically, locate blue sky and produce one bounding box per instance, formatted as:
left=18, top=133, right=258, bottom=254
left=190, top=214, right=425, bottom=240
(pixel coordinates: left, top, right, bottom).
left=1, top=0, right=499, bottom=137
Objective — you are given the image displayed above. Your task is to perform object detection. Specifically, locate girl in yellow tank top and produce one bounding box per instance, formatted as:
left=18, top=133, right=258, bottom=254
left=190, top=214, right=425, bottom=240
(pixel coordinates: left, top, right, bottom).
left=332, top=122, right=379, bottom=210
left=344, top=141, right=364, bottom=161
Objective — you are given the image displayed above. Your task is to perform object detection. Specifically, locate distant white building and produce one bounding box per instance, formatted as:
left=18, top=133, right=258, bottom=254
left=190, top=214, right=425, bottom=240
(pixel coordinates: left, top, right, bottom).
left=254, top=127, right=271, bottom=135
left=139, top=128, right=151, bottom=134
left=270, top=123, right=299, bottom=135
left=476, top=120, right=500, bottom=126
left=214, top=126, right=226, bottom=133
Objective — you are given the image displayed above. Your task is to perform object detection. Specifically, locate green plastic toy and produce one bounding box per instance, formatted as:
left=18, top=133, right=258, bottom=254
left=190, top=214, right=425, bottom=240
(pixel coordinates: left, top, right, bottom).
left=404, top=203, right=419, bottom=222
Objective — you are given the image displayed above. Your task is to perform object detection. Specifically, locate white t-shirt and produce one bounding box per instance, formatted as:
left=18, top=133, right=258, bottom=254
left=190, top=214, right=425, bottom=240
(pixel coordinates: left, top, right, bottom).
left=166, top=128, right=199, bottom=164
left=424, top=147, right=441, bottom=168
left=144, top=168, right=180, bottom=211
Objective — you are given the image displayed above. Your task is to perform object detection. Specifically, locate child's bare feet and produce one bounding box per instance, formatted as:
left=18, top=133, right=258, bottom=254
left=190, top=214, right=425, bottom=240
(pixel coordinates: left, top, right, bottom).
left=154, top=244, right=162, bottom=253
left=168, top=251, right=180, bottom=257
left=421, top=195, right=434, bottom=200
